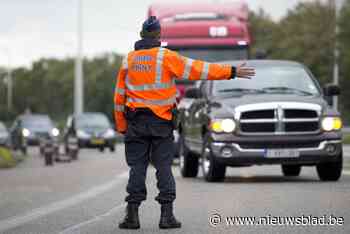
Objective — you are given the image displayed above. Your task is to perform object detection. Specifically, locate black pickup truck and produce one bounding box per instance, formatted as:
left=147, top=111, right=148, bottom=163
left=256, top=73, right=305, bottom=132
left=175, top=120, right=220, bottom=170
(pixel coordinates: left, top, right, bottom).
left=178, top=60, right=343, bottom=182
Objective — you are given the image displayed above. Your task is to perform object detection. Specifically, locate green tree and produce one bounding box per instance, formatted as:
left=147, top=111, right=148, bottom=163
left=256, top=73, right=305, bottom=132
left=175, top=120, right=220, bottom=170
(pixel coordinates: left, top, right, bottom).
left=338, top=0, right=350, bottom=122
left=271, top=1, right=335, bottom=84
left=249, top=9, right=278, bottom=58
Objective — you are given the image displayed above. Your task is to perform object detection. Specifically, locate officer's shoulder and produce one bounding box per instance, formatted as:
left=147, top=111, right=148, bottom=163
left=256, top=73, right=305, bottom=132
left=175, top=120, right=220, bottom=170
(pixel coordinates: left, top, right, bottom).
left=161, top=48, right=179, bottom=58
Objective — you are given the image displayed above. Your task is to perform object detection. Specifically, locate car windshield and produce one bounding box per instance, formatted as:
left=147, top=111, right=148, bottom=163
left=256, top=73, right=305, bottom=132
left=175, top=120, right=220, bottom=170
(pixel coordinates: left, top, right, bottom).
left=213, top=65, right=320, bottom=96
left=22, top=116, right=54, bottom=130
left=76, top=114, right=110, bottom=129
left=175, top=47, right=248, bottom=62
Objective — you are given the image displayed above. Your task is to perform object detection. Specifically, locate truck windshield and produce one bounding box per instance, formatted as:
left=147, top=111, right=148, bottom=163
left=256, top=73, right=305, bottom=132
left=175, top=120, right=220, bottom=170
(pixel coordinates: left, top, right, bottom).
left=213, top=66, right=320, bottom=96
left=176, top=47, right=248, bottom=62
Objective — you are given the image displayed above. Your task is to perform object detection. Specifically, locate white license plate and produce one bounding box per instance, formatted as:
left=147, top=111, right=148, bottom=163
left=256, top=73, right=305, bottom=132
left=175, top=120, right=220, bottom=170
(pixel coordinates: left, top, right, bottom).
left=264, top=149, right=300, bottom=158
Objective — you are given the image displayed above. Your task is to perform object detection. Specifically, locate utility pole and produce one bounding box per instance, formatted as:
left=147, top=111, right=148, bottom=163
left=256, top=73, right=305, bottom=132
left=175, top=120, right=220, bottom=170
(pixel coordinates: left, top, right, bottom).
left=74, top=0, right=84, bottom=115
left=333, top=0, right=343, bottom=110
left=2, top=49, right=12, bottom=111
left=7, top=56, right=12, bottom=111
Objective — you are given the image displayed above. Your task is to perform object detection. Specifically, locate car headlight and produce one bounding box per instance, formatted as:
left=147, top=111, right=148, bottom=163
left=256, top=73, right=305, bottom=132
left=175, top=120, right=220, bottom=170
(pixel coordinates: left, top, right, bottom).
left=77, top=130, right=90, bottom=138
left=51, top=128, right=60, bottom=137
left=321, top=117, right=342, bottom=131
left=103, top=129, right=116, bottom=138
left=210, top=119, right=236, bottom=133
left=22, top=128, right=30, bottom=137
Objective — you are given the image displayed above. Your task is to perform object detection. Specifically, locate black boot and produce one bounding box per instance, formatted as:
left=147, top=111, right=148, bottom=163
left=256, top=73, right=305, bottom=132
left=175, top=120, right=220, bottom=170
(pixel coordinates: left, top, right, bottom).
left=159, top=203, right=181, bottom=229
left=119, top=203, right=140, bottom=229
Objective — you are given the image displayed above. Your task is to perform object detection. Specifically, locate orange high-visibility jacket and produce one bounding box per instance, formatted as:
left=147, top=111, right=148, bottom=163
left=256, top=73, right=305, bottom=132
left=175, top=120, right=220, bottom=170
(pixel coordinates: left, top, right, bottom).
left=114, top=47, right=233, bottom=133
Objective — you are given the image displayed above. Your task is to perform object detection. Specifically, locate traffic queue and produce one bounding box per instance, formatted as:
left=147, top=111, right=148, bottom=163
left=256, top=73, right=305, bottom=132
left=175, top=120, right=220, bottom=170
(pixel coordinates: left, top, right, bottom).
left=0, top=111, right=119, bottom=166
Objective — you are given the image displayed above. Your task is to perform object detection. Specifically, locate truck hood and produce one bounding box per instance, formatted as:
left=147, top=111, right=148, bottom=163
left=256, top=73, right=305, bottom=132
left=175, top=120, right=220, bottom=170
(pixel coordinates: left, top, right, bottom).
left=210, top=94, right=328, bottom=116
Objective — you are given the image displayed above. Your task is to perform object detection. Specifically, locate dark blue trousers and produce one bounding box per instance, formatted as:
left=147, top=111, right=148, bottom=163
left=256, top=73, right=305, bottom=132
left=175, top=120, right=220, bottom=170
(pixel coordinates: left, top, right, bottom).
left=124, top=108, right=176, bottom=205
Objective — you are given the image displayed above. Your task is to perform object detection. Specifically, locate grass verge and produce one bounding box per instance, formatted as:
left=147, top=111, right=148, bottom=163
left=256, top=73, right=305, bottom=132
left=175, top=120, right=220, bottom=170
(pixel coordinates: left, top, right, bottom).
left=0, top=147, right=25, bottom=168
left=343, top=133, right=350, bottom=145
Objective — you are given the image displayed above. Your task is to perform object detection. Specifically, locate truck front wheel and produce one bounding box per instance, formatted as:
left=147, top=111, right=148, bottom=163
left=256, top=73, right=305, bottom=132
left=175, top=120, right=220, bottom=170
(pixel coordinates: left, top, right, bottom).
left=201, top=134, right=226, bottom=182
left=316, top=151, right=342, bottom=181
left=179, top=135, right=198, bottom=178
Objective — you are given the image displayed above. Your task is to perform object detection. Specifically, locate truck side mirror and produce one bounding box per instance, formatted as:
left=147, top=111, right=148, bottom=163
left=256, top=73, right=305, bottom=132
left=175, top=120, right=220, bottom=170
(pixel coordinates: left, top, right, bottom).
left=324, top=84, right=340, bottom=96
left=184, top=88, right=202, bottom=99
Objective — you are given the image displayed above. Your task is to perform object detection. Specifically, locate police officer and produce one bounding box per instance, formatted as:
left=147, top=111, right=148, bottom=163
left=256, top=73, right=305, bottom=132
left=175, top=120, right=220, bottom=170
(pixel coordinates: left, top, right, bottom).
left=114, top=16, right=255, bottom=230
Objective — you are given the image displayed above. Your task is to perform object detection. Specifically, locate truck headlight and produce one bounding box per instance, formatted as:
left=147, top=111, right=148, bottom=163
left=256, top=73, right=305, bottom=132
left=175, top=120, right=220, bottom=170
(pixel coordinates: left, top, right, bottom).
left=321, top=117, right=342, bottom=131
left=211, top=119, right=236, bottom=133
left=51, top=128, right=60, bottom=137
left=22, top=128, right=30, bottom=137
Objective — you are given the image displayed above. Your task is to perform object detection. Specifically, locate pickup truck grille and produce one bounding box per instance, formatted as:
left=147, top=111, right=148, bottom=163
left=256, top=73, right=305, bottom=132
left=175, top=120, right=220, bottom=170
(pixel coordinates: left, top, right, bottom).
left=236, top=103, right=321, bottom=135
left=239, top=141, right=321, bottom=149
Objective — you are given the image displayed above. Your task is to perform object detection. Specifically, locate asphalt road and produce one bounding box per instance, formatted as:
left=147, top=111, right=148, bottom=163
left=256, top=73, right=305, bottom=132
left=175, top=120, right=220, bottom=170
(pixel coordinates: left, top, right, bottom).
left=0, top=145, right=349, bottom=234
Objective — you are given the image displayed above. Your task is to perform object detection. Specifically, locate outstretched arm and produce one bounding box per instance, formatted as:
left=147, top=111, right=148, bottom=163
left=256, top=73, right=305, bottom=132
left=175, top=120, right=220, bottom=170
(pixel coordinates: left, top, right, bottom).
left=164, top=49, right=255, bottom=81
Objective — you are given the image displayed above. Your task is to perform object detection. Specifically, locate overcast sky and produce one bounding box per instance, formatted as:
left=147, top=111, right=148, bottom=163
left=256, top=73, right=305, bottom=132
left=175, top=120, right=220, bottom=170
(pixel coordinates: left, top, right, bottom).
left=0, top=0, right=315, bottom=67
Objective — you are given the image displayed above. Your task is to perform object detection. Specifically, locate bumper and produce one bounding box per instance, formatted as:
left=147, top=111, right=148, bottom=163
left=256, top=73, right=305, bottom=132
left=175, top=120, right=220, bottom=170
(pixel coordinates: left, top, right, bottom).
left=211, top=140, right=342, bottom=166
left=78, top=138, right=116, bottom=148
left=26, top=137, right=40, bottom=146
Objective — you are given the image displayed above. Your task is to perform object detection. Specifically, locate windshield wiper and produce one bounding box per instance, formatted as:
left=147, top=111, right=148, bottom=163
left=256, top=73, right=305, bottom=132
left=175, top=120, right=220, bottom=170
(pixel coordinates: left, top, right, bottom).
left=218, top=88, right=266, bottom=94
left=262, top=86, right=314, bottom=95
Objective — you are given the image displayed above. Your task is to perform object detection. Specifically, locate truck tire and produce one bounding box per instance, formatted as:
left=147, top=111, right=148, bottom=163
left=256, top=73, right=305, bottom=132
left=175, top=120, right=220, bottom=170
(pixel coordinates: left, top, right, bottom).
left=316, top=151, right=342, bottom=181
left=282, top=165, right=301, bottom=176
left=201, top=134, right=226, bottom=182
left=179, top=135, right=198, bottom=178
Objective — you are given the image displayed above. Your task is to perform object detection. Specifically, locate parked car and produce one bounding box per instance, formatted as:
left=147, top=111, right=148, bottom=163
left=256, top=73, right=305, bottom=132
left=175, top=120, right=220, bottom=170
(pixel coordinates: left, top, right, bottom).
left=178, top=60, right=342, bottom=182
left=0, top=122, right=10, bottom=147
left=10, top=114, right=60, bottom=154
left=63, top=112, right=117, bottom=152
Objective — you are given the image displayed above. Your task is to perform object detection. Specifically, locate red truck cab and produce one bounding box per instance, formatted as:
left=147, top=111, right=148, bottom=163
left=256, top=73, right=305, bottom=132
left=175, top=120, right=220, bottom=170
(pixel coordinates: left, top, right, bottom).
left=148, top=2, right=251, bottom=100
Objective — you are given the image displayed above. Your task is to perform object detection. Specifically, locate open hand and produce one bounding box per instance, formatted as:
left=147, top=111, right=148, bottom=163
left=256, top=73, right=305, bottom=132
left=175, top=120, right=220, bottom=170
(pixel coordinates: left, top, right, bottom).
left=236, top=62, right=255, bottom=79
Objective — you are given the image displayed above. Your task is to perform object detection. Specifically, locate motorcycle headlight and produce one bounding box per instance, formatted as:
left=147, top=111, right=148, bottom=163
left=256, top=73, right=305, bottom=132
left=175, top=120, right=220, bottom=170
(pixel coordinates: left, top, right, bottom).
left=321, top=117, right=342, bottom=131
left=103, top=129, right=116, bottom=138
left=210, top=119, right=236, bottom=133
left=22, top=128, right=30, bottom=137
left=51, top=128, right=60, bottom=137
left=77, top=130, right=90, bottom=138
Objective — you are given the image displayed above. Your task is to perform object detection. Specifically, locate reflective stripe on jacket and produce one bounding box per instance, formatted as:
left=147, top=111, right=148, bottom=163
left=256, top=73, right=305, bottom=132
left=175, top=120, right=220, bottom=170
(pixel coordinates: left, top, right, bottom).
left=114, top=47, right=232, bottom=133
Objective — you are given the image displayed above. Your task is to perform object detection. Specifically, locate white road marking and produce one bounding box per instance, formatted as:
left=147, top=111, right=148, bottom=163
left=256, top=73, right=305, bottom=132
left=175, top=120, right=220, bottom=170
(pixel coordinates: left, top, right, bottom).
left=59, top=203, right=125, bottom=234
left=0, top=171, right=129, bottom=233
left=59, top=168, right=158, bottom=233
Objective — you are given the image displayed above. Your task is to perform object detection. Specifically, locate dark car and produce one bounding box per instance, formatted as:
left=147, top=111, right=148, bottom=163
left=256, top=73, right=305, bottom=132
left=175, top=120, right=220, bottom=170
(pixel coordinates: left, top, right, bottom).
left=178, top=60, right=342, bottom=182
left=63, top=112, right=117, bottom=152
left=10, top=114, right=60, bottom=154
left=0, top=122, right=10, bottom=147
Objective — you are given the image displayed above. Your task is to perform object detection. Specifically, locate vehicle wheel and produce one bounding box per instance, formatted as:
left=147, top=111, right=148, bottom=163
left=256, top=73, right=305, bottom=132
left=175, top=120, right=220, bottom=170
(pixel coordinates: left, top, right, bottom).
left=70, top=150, right=78, bottom=160
left=179, top=134, right=198, bottom=178
left=281, top=165, right=301, bottom=176
left=201, top=134, right=226, bottom=182
left=99, top=147, right=105, bottom=153
left=109, top=145, right=115, bottom=152
left=45, top=153, right=53, bottom=166
left=316, top=151, right=342, bottom=181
